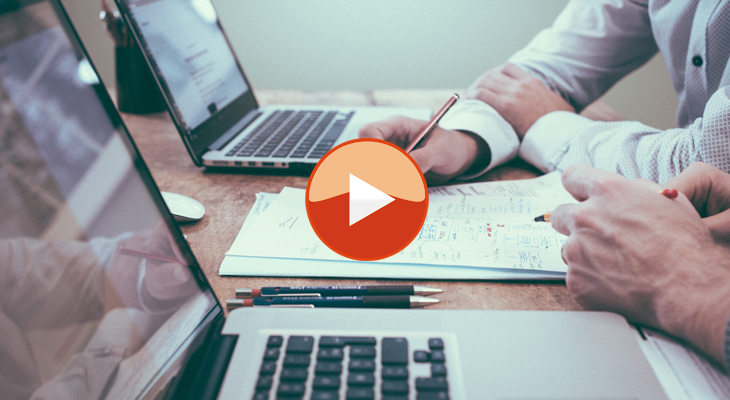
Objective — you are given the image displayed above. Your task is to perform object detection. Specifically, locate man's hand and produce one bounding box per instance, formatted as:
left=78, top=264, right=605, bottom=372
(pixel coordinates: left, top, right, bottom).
left=358, top=116, right=488, bottom=185
left=664, top=162, right=730, bottom=244
left=550, top=164, right=730, bottom=366
left=466, top=63, right=574, bottom=139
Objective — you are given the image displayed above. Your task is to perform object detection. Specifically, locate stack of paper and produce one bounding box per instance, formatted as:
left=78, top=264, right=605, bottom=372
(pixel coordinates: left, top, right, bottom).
left=220, top=172, right=576, bottom=280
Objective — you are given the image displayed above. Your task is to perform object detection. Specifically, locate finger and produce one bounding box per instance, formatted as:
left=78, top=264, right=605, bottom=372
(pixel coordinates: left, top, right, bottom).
left=472, top=69, right=515, bottom=93
left=500, top=63, right=531, bottom=79
left=560, top=164, right=625, bottom=201
left=550, top=203, right=580, bottom=236
left=358, top=116, right=427, bottom=148
left=408, top=146, right=437, bottom=175
left=663, top=162, right=714, bottom=210
left=465, top=87, right=501, bottom=109
left=704, top=210, right=730, bottom=243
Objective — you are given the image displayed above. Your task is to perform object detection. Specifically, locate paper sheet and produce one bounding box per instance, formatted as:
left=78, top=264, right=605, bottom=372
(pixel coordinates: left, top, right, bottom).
left=223, top=173, right=573, bottom=277
left=636, top=327, right=730, bottom=399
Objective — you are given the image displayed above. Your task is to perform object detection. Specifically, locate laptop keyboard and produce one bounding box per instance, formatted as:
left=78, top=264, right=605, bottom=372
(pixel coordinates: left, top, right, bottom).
left=225, top=110, right=354, bottom=160
left=252, top=335, right=450, bottom=400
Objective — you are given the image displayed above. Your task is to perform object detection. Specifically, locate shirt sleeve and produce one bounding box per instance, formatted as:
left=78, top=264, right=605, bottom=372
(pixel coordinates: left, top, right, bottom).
left=438, top=99, right=520, bottom=179
left=519, top=86, right=730, bottom=183
left=508, top=0, right=657, bottom=112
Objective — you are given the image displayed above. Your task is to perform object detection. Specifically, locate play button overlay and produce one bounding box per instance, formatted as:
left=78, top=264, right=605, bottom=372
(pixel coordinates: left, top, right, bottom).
left=349, top=174, right=395, bottom=226
left=306, top=139, right=428, bottom=261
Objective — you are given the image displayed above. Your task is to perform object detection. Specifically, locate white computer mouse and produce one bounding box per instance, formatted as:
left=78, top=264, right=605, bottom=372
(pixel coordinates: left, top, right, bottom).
left=160, top=191, right=206, bottom=222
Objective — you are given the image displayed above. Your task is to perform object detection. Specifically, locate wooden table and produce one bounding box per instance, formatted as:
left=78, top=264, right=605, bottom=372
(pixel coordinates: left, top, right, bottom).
left=121, top=90, right=584, bottom=313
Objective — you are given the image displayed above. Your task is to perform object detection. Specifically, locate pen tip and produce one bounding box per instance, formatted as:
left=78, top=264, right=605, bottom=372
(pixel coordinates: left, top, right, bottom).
left=453, top=93, right=460, bottom=100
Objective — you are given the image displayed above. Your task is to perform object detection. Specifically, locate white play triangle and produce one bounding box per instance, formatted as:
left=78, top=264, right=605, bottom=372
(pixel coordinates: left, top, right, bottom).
left=349, top=174, right=395, bottom=226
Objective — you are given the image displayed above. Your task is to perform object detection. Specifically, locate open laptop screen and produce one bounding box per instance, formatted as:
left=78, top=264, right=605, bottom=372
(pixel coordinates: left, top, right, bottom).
left=118, top=0, right=259, bottom=161
left=122, top=0, right=248, bottom=132
left=0, top=1, right=218, bottom=398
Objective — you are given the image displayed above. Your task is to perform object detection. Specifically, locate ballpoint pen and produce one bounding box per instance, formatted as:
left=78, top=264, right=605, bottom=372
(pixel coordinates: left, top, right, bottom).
left=226, top=295, right=439, bottom=309
left=235, top=285, right=443, bottom=298
left=404, top=93, right=459, bottom=153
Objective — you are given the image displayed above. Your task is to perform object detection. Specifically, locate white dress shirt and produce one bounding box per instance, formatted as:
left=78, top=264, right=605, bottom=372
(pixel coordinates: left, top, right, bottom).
left=441, top=0, right=730, bottom=184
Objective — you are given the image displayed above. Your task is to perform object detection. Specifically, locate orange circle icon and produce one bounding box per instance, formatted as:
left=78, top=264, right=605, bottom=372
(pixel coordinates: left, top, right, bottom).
left=306, top=139, right=429, bottom=261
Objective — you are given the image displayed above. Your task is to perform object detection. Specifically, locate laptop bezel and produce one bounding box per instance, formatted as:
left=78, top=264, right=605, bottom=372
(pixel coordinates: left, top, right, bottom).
left=114, top=0, right=260, bottom=166
left=1, top=1, right=227, bottom=397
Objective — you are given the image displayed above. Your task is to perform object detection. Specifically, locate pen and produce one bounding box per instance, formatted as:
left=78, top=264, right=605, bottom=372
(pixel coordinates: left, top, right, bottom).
left=533, top=211, right=552, bottom=223
left=532, top=188, right=680, bottom=223
left=404, top=93, right=459, bottom=153
left=118, top=247, right=180, bottom=263
left=226, top=295, right=439, bottom=309
left=235, top=285, right=442, bottom=298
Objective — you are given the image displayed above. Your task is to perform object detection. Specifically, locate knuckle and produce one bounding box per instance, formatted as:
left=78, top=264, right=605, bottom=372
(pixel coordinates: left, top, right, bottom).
left=571, top=208, right=597, bottom=229
left=591, top=178, right=622, bottom=197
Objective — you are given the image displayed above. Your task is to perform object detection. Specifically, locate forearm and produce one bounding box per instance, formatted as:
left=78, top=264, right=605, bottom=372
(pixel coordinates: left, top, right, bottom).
left=521, top=87, right=730, bottom=182
left=509, top=0, right=657, bottom=111
left=655, top=244, right=730, bottom=367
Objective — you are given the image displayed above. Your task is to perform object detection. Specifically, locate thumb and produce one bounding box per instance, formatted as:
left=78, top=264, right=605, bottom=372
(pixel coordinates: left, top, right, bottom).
left=408, top=147, right=436, bottom=175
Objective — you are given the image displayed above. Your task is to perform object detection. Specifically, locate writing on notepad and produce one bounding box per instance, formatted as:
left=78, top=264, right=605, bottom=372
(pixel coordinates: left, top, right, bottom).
left=226, top=173, right=575, bottom=273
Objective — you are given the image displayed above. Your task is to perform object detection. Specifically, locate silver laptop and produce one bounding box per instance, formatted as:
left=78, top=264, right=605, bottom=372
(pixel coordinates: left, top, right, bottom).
left=113, top=0, right=431, bottom=173
left=0, top=1, right=667, bottom=399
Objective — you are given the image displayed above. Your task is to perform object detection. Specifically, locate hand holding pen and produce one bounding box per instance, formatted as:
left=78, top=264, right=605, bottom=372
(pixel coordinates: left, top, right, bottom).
left=358, top=94, right=488, bottom=184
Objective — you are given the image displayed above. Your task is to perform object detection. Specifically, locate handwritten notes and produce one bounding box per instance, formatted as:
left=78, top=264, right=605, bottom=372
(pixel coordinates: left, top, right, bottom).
left=225, top=173, right=574, bottom=274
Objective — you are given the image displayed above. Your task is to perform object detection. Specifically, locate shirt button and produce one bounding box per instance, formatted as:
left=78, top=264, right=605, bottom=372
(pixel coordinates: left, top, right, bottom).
left=692, top=55, right=703, bottom=67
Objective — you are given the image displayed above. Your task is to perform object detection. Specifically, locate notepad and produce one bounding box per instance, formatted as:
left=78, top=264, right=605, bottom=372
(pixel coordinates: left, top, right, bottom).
left=220, top=173, right=575, bottom=280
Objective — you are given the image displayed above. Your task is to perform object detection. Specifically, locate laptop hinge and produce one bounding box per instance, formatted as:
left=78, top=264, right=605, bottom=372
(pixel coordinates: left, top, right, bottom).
left=207, top=110, right=262, bottom=151
left=167, top=313, right=238, bottom=400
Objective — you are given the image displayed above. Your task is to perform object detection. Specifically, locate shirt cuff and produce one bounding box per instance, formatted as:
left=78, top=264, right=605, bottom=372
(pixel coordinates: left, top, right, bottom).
left=519, top=111, right=593, bottom=172
left=438, top=99, right=519, bottom=179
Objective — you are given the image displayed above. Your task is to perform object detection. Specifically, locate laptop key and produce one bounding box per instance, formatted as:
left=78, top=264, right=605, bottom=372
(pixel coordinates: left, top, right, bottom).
left=430, top=350, right=445, bottom=363
left=255, top=375, right=273, bottom=390
left=319, top=336, right=376, bottom=347
left=431, top=363, right=447, bottom=377
left=315, top=361, right=342, bottom=375
left=349, top=359, right=375, bottom=371
left=312, top=375, right=341, bottom=389
left=263, top=348, right=280, bottom=360
left=428, top=338, right=444, bottom=350
left=416, top=392, right=449, bottom=400
left=260, top=361, right=277, bottom=375
left=381, top=338, right=408, bottom=365
left=346, top=387, right=375, bottom=400
left=415, top=377, right=448, bottom=391
left=348, top=372, right=375, bottom=386
left=381, top=366, right=408, bottom=379
left=283, top=354, right=310, bottom=367
left=382, top=396, right=408, bottom=400
left=382, top=379, right=409, bottom=394
left=413, top=350, right=429, bottom=363
left=311, top=391, right=339, bottom=400
left=252, top=392, right=268, bottom=400
left=350, top=345, right=376, bottom=358
left=318, top=347, right=344, bottom=360
left=277, top=382, right=305, bottom=396
left=280, top=368, right=308, bottom=381
left=286, top=336, right=314, bottom=353
left=268, top=335, right=284, bottom=347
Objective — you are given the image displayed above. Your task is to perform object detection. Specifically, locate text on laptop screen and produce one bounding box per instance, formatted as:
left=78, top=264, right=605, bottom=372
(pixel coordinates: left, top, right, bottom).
left=123, top=0, right=249, bottom=134
left=0, top=1, right=217, bottom=398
